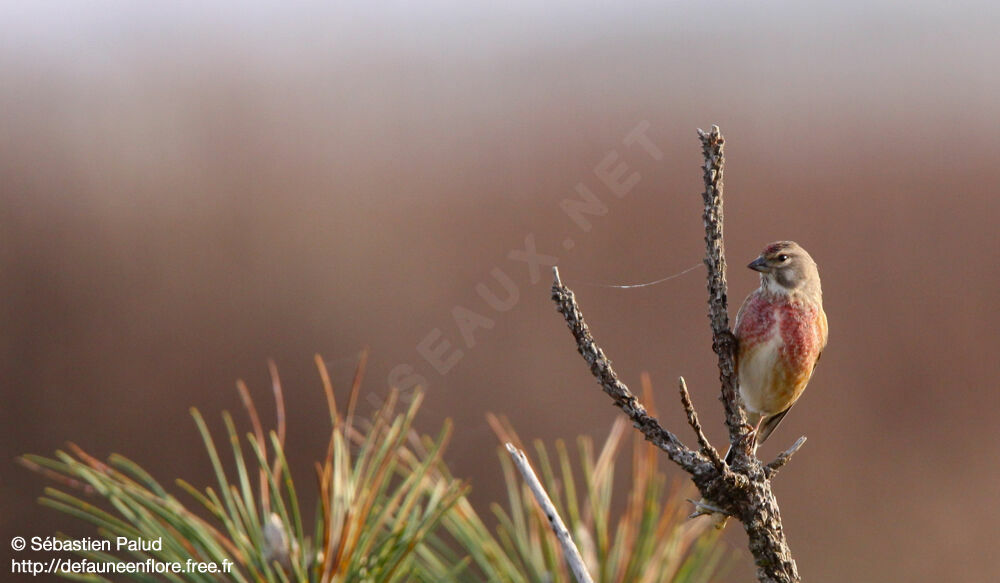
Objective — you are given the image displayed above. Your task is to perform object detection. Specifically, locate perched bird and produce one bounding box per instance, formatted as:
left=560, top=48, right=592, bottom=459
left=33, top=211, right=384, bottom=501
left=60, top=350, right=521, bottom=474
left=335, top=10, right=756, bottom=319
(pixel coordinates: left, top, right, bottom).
left=694, top=241, right=828, bottom=523
left=733, top=240, right=828, bottom=454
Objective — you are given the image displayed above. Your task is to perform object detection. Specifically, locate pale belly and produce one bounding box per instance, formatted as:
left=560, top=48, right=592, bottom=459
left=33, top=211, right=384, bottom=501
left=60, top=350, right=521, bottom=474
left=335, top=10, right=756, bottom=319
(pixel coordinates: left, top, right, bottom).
left=739, top=332, right=793, bottom=417
left=736, top=296, right=823, bottom=418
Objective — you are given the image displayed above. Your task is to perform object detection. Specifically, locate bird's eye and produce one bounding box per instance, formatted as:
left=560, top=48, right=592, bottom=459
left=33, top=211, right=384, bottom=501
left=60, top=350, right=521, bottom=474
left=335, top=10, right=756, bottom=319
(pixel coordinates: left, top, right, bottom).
left=777, top=254, right=789, bottom=262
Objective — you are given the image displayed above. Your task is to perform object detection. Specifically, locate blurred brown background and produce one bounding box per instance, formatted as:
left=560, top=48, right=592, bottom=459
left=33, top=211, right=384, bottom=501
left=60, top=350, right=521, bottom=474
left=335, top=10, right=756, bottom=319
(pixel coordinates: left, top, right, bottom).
left=2, top=2, right=999, bottom=581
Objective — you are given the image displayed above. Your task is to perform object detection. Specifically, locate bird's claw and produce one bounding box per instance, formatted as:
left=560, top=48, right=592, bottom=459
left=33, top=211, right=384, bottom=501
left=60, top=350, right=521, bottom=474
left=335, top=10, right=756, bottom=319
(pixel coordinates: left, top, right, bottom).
left=734, top=424, right=758, bottom=453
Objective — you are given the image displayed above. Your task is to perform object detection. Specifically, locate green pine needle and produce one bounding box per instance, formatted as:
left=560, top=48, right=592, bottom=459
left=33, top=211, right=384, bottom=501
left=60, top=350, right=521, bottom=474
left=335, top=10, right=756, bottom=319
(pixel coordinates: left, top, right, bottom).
left=22, top=356, right=733, bottom=582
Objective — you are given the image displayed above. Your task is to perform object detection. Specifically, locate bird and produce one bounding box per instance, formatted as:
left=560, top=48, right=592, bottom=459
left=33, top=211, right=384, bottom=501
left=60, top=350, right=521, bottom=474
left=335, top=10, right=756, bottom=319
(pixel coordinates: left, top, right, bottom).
left=733, top=240, right=828, bottom=454
left=693, top=241, right=828, bottom=523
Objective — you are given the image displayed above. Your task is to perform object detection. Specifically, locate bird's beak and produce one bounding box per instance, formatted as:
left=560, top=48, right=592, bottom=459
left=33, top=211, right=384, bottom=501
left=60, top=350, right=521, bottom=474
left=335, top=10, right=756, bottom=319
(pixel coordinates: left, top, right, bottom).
left=748, top=256, right=769, bottom=272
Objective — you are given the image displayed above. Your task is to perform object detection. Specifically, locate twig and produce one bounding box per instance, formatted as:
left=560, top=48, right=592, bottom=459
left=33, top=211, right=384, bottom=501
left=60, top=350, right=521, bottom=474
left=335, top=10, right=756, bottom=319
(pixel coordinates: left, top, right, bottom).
left=697, top=125, right=750, bottom=455
left=551, top=267, right=704, bottom=475
left=678, top=376, right=724, bottom=471
left=765, top=437, right=807, bottom=478
left=505, top=443, right=595, bottom=583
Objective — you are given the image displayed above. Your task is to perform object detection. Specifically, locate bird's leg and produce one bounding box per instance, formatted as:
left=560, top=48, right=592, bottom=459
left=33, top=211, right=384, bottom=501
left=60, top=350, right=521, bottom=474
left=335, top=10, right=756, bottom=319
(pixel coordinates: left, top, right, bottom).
left=736, top=419, right=763, bottom=456
left=749, top=418, right=765, bottom=454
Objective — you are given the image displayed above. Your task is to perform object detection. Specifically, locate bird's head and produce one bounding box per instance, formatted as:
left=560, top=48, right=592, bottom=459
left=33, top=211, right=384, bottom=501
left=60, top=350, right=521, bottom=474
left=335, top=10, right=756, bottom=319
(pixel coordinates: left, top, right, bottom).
left=748, top=241, right=822, bottom=300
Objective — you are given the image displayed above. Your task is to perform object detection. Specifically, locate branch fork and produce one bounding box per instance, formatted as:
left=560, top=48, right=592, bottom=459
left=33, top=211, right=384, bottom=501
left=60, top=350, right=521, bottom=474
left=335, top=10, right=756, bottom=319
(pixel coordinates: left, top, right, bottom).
left=550, top=126, right=805, bottom=583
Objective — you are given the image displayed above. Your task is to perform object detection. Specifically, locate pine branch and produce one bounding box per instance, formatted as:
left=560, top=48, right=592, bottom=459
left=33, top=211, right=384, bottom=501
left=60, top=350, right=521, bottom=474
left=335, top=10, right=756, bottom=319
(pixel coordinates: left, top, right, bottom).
left=549, top=125, right=804, bottom=583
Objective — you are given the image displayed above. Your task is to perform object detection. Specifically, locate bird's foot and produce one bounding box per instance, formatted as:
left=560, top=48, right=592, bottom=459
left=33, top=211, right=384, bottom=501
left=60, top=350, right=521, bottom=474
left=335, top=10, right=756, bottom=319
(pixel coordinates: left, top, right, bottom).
left=739, top=424, right=758, bottom=450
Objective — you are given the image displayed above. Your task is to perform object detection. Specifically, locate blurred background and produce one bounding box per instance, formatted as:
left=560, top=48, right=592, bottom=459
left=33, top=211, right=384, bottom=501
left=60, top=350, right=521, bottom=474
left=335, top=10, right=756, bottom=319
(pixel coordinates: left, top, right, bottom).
left=3, top=1, right=999, bottom=581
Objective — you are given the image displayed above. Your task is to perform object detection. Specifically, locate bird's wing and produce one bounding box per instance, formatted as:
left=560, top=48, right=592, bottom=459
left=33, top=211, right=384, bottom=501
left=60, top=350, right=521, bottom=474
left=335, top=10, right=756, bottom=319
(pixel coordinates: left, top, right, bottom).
left=732, top=291, right=758, bottom=378
left=812, top=305, right=828, bottom=372
left=760, top=307, right=826, bottom=448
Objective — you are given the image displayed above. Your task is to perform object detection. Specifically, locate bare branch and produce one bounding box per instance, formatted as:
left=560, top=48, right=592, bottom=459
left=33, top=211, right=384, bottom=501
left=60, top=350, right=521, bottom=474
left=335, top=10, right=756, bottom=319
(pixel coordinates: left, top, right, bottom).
left=678, top=376, right=724, bottom=471
left=505, top=443, right=595, bottom=583
left=698, top=125, right=750, bottom=452
left=551, top=267, right=705, bottom=474
left=765, top=436, right=808, bottom=478
left=551, top=127, right=804, bottom=583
